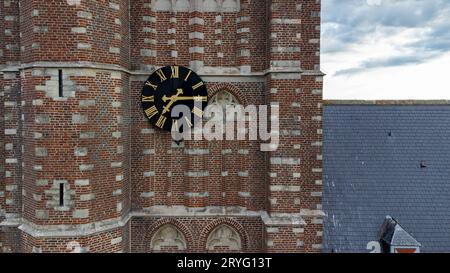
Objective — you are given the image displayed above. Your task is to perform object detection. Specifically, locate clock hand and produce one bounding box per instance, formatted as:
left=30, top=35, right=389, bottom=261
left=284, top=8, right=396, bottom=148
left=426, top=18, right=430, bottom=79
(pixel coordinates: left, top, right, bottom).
left=162, top=89, right=184, bottom=114
left=162, top=89, right=184, bottom=103
left=166, top=96, right=208, bottom=102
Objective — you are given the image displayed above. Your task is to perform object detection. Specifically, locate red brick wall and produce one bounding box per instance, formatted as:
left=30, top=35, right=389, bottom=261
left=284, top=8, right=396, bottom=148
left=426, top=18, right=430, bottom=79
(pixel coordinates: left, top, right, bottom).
left=20, top=0, right=130, bottom=67
left=265, top=0, right=323, bottom=252
left=1, top=72, right=22, bottom=219
left=0, top=226, right=21, bottom=253
left=0, top=0, right=5, bottom=225
left=1, top=0, right=22, bottom=229
left=21, top=226, right=125, bottom=253
left=1, top=0, right=20, bottom=64
left=20, top=69, right=130, bottom=225
left=130, top=80, right=267, bottom=210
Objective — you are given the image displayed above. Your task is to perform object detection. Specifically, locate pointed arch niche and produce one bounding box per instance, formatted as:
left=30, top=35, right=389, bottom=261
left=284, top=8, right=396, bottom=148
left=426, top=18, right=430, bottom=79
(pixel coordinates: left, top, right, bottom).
left=150, top=224, right=187, bottom=251
left=206, top=224, right=242, bottom=251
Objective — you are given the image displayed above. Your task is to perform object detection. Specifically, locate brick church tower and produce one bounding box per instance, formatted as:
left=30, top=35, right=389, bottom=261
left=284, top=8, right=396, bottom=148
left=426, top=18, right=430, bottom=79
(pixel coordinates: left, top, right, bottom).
left=0, top=0, right=323, bottom=253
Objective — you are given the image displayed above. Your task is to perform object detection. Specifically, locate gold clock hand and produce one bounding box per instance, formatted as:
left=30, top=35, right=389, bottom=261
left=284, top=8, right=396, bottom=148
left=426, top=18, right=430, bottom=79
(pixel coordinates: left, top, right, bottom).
left=162, top=89, right=184, bottom=114
left=168, top=96, right=208, bottom=102
left=162, top=89, right=184, bottom=103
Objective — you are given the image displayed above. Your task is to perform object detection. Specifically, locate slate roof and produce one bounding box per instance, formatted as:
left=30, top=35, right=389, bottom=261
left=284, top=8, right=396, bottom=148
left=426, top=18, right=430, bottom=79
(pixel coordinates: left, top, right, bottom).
left=323, top=104, right=450, bottom=253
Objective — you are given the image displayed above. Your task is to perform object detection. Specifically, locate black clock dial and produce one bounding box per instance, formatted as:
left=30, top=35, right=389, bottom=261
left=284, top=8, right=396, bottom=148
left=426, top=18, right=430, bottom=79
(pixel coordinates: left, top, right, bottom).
left=141, top=65, right=208, bottom=132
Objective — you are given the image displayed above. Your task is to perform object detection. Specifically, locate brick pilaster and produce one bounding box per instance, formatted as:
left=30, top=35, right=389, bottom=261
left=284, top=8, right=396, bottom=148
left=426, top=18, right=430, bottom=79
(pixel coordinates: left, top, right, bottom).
left=1, top=0, right=21, bottom=221
left=188, top=10, right=205, bottom=71
left=0, top=0, right=5, bottom=223
left=18, top=0, right=131, bottom=253
left=265, top=0, right=323, bottom=252
left=236, top=0, right=251, bottom=74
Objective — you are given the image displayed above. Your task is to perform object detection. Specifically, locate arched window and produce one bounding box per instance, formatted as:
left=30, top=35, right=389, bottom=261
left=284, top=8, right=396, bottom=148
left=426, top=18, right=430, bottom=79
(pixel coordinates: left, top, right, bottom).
left=206, top=224, right=242, bottom=251
left=150, top=224, right=187, bottom=251
left=204, top=90, right=240, bottom=122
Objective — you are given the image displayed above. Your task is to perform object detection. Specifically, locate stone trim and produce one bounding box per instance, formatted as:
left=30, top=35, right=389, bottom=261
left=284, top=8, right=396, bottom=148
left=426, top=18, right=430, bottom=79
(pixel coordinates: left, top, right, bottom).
left=6, top=206, right=322, bottom=237
left=1, top=62, right=324, bottom=77
left=17, top=215, right=132, bottom=238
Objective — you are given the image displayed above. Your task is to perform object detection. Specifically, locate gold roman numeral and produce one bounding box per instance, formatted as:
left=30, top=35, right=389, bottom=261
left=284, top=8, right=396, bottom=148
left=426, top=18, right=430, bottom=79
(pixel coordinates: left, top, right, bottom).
left=192, top=81, right=204, bottom=90
left=156, top=70, right=167, bottom=82
left=145, top=81, right=158, bottom=90
left=171, top=66, right=179, bottom=79
left=184, top=70, right=192, bottom=82
left=145, top=106, right=158, bottom=119
left=192, top=106, right=204, bottom=118
left=142, top=96, right=154, bottom=102
left=156, top=115, right=167, bottom=128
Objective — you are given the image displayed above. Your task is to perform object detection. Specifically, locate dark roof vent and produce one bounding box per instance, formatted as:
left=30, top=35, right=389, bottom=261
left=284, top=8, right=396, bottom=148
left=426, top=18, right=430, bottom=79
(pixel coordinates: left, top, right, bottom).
left=420, top=161, right=427, bottom=168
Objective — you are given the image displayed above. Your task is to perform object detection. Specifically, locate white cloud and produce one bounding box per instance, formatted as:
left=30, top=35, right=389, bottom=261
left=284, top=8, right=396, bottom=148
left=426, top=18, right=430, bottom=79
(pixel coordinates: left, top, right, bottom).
left=321, top=0, right=450, bottom=100
left=324, top=51, right=450, bottom=100
left=366, top=0, right=382, bottom=6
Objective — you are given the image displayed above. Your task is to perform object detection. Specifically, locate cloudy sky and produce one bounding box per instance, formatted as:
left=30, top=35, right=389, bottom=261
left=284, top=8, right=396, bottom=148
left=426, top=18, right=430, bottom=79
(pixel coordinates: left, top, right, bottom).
left=321, top=0, right=450, bottom=100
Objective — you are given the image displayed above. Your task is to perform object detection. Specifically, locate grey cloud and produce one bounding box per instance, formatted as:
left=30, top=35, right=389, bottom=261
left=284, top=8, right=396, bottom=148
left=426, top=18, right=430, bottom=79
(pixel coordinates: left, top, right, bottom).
left=323, top=0, right=444, bottom=28
left=334, top=54, right=437, bottom=76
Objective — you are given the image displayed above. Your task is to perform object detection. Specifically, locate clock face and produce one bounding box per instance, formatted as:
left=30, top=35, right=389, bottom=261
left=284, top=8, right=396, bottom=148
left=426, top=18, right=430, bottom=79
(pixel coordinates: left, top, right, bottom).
left=141, top=66, right=208, bottom=132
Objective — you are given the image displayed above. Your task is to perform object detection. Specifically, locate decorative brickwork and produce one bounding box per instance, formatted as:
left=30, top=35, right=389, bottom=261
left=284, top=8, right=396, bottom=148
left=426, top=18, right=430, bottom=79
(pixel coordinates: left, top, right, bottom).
left=0, top=0, right=323, bottom=253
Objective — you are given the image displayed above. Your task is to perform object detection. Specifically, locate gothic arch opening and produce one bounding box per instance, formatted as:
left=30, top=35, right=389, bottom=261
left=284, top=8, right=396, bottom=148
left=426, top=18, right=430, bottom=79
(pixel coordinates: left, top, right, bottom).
left=209, top=90, right=240, bottom=108
left=206, top=224, right=242, bottom=251
left=205, top=90, right=240, bottom=122
left=150, top=224, right=187, bottom=251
